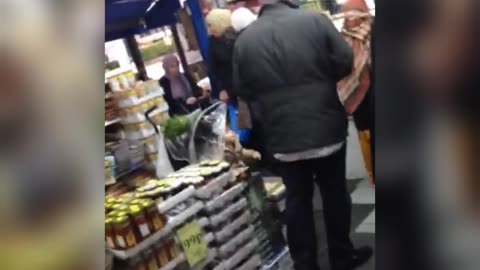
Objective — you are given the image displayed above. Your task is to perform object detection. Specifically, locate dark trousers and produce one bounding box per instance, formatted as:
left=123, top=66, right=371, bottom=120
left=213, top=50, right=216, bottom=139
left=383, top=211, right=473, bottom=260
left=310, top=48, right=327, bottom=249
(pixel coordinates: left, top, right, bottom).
left=274, top=146, right=354, bottom=270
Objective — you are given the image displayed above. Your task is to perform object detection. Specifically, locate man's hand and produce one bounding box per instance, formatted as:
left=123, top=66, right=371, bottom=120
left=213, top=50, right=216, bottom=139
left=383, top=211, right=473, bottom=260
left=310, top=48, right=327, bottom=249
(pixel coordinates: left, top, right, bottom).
left=186, top=97, right=197, bottom=105
left=219, top=90, right=230, bottom=102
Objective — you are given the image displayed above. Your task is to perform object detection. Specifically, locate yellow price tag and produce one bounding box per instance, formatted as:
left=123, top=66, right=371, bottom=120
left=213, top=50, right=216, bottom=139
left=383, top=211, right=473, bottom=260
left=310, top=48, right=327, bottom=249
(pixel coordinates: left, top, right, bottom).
left=177, top=221, right=208, bottom=267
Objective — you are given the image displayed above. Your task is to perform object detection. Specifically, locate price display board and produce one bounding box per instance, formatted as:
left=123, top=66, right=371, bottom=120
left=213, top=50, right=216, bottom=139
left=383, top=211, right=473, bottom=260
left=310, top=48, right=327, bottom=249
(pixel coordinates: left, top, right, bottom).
left=177, top=221, right=208, bottom=267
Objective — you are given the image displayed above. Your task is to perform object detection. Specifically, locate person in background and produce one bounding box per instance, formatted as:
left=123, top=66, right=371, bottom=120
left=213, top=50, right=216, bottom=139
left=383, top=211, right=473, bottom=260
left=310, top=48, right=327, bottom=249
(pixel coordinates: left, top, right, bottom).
left=206, top=9, right=237, bottom=105
left=230, top=7, right=268, bottom=165
left=337, top=0, right=374, bottom=185
left=233, top=0, right=373, bottom=269
left=159, top=54, right=210, bottom=116
left=323, top=0, right=341, bottom=14
left=231, top=7, right=258, bottom=33
left=206, top=8, right=254, bottom=142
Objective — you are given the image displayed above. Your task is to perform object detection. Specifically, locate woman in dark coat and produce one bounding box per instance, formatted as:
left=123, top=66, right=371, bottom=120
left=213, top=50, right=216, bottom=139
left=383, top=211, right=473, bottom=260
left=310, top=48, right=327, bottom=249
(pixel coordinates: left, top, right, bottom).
left=159, top=54, right=210, bottom=116
left=205, top=9, right=238, bottom=105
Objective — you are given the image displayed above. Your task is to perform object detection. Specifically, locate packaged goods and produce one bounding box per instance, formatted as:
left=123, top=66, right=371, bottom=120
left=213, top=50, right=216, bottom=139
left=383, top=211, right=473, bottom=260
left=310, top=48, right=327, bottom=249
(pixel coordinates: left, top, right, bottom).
left=166, top=238, right=180, bottom=260
left=154, top=242, right=171, bottom=267
left=105, top=218, right=116, bottom=249
left=129, top=205, right=151, bottom=239
left=143, top=249, right=159, bottom=270
left=128, top=256, right=147, bottom=270
left=112, top=215, right=137, bottom=249
left=141, top=200, right=165, bottom=232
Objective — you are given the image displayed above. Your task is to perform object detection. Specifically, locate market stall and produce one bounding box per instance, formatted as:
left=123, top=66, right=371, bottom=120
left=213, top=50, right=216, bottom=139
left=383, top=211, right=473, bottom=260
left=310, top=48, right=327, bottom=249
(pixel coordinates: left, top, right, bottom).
left=104, top=1, right=291, bottom=270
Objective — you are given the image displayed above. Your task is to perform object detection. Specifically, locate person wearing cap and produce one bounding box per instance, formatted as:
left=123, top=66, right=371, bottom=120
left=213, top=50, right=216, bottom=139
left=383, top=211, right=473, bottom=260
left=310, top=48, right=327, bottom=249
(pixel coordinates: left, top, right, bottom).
left=233, top=0, right=373, bottom=269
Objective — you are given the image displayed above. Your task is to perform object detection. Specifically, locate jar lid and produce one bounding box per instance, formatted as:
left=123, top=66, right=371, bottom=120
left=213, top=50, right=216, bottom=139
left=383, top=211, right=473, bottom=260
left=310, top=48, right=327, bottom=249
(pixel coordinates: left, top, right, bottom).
left=105, top=197, right=116, bottom=204
left=107, top=210, right=118, bottom=217
left=120, top=192, right=134, bottom=199
left=200, top=168, right=213, bottom=176
left=200, top=160, right=211, bottom=166
left=138, top=181, right=157, bottom=192
left=129, top=205, right=143, bottom=214
left=113, top=204, right=129, bottom=211
left=116, top=211, right=129, bottom=217
left=114, top=215, right=129, bottom=223
left=219, top=161, right=230, bottom=168
left=208, top=160, right=221, bottom=166
left=212, top=166, right=223, bottom=173
left=129, top=199, right=143, bottom=205
left=147, top=179, right=159, bottom=185
left=141, top=200, right=154, bottom=208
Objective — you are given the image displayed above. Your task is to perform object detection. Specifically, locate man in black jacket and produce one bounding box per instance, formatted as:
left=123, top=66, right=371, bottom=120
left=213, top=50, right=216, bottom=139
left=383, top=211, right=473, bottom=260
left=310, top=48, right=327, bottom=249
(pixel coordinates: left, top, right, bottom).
left=233, top=1, right=372, bottom=269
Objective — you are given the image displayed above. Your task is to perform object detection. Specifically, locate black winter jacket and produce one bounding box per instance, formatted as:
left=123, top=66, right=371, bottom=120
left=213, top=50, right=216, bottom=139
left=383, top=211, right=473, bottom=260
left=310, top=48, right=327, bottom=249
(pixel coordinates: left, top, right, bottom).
left=208, top=27, right=237, bottom=102
left=233, top=3, right=353, bottom=154
left=159, top=74, right=203, bottom=116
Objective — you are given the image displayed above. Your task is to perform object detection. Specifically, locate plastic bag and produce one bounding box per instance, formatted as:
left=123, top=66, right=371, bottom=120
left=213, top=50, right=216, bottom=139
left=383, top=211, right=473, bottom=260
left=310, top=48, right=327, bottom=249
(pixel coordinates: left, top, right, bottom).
left=155, top=131, right=174, bottom=178
left=164, top=102, right=227, bottom=163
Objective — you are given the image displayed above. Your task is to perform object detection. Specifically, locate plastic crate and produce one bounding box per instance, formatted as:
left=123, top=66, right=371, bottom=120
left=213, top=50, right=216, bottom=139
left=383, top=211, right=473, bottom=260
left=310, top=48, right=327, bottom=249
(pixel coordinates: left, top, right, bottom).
left=262, top=247, right=293, bottom=270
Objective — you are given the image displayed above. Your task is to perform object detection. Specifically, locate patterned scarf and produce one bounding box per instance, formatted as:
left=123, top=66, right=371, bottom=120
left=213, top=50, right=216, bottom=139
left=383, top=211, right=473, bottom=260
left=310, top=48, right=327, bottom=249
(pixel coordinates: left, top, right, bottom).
left=337, top=11, right=372, bottom=115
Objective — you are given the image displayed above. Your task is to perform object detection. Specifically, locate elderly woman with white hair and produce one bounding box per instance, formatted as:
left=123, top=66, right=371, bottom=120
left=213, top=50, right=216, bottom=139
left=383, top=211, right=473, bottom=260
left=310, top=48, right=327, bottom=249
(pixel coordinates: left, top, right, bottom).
left=205, top=9, right=237, bottom=104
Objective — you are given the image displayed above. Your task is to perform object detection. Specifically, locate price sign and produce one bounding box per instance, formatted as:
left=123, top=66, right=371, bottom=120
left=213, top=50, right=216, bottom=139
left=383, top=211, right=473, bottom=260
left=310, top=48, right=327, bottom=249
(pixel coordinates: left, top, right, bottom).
left=177, top=221, right=208, bottom=267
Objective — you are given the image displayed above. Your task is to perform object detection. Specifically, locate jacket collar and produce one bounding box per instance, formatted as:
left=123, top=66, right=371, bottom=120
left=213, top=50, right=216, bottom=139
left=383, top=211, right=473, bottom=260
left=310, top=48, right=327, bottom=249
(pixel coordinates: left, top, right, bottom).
left=258, top=1, right=299, bottom=17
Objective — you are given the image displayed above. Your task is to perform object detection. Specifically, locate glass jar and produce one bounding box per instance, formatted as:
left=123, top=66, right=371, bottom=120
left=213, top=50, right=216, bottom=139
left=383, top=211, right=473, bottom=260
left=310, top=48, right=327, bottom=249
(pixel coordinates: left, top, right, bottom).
left=112, top=215, right=136, bottom=249
left=143, top=249, right=158, bottom=270
left=141, top=200, right=165, bottom=232
left=107, top=210, right=124, bottom=218
left=105, top=218, right=116, bottom=249
left=165, top=238, right=179, bottom=260
left=126, top=71, right=136, bottom=86
left=105, top=203, right=114, bottom=212
left=128, top=256, right=147, bottom=270
left=129, top=205, right=151, bottom=240
left=154, top=242, right=170, bottom=267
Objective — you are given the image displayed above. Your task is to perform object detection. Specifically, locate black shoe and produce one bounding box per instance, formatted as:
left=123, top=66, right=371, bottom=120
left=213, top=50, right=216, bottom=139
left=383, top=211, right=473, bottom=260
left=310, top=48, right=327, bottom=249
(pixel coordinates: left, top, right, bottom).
left=351, top=246, right=373, bottom=268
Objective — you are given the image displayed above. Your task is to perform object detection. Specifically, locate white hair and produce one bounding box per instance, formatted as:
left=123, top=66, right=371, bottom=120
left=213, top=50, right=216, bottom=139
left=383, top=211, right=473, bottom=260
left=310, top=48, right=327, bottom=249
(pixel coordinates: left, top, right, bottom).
left=231, top=8, right=257, bottom=32
left=205, top=9, right=232, bottom=35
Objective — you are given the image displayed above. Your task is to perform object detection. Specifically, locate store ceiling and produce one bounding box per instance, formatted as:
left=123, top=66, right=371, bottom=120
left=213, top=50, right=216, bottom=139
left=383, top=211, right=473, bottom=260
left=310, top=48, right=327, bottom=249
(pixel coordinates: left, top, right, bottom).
left=105, top=0, right=181, bottom=41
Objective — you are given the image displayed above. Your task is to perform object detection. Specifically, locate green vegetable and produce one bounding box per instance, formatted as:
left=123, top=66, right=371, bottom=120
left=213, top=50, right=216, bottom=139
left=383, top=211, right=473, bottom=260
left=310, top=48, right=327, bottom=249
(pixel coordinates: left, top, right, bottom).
left=162, top=115, right=191, bottom=140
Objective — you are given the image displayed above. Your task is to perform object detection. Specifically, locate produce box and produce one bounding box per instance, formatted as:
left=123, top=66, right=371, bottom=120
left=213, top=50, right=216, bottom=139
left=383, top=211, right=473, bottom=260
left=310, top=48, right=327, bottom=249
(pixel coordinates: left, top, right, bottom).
left=246, top=173, right=286, bottom=253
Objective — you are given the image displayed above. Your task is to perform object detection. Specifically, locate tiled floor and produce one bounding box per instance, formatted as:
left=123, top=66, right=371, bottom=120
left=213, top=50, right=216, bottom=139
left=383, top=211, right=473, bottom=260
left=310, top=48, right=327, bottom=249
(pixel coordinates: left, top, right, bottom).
left=315, top=179, right=376, bottom=270
left=351, top=179, right=376, bottom=205
left=356, top=209, right=375, bottom=234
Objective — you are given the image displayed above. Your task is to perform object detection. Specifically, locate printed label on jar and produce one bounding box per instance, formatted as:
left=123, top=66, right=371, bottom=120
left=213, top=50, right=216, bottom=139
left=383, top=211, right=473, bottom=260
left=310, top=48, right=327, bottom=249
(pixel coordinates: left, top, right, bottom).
left=116, top=235, right=126, bottom=248
left=106, top=236, right=115, bottom=248
left=126, top=231, right=136, bottom=247
left=140, top=224, right=151, bottom=237
left=153, top=216, right=163, bottom=230
left=158, top=252, right=169, bottom=266
left=148, top=261, right=157, bottom=270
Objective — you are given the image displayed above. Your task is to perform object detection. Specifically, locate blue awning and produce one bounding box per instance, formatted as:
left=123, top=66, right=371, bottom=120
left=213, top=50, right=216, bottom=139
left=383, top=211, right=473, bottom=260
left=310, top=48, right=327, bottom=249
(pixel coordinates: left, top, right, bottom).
left=105, top=0, right=181, bottom=41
